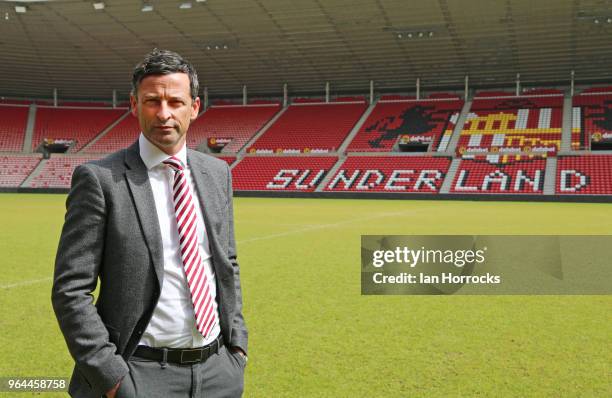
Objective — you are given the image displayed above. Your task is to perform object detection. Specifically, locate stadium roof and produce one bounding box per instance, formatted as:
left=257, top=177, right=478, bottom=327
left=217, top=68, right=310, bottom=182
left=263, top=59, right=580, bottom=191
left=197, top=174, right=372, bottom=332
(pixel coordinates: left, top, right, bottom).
left=1, top=0, right=612, bottom=99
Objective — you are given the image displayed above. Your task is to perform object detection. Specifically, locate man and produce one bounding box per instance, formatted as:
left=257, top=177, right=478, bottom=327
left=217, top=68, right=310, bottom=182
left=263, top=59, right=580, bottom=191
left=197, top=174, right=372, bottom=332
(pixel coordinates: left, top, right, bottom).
left=52, top=49, right=247, bottom=398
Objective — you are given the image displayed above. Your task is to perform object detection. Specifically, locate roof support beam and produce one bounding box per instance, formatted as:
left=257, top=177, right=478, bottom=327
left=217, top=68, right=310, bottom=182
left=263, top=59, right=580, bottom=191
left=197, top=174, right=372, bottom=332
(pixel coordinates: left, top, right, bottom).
left=283, top=83, right=288, bottom=107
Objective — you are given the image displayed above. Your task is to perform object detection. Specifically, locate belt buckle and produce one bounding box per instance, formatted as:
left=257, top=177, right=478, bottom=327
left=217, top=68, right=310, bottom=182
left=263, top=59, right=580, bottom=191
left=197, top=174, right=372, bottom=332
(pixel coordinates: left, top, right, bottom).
left=180, top=349, right=203, bottom=364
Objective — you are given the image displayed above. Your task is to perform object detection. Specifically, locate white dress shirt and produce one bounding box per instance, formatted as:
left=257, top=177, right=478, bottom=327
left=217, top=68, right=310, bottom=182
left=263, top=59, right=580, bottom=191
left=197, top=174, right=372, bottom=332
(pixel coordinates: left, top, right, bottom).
left=138, top=133, right=220, bottom=348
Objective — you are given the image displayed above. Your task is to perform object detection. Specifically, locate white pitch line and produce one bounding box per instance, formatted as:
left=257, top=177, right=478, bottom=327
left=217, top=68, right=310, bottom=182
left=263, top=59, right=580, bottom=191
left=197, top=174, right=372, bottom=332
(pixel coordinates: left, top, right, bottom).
left=237, top=210, right=415, bottom=244
left=0, top=276, right=52, bottom=290
left=238, top=221, right=324, bottom=227
left=1, top=209, right=419, bottom=290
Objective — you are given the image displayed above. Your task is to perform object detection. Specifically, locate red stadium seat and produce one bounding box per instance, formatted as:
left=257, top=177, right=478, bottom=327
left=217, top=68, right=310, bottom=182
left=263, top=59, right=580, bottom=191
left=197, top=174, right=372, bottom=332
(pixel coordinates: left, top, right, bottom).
left=29, top=155, right=102, bottom=188
left=556, top=155, right=612, bottom=195
left=32, top=107, right=125, bottom=152
left=346, top=96, right=463, bottom=152
left=187, top=105, right=281, bottom=153
left=218, top=156, right=236, bottom=166
left=0, top=154, right=42, bottom=187
left=451, top=155, right=547, bottom=194
left=84, top=117, right=140, bottom=153
left=232, top=156, right=338, bottom=191
left=247, top=102, right=367, bottom=153
left=0, top=105, right=29, bottom=152
left=324, top=156, right=451, bottom=193
left=572, top=89, right=612, bottom=150
left=456, top=93, right=563, bottom=155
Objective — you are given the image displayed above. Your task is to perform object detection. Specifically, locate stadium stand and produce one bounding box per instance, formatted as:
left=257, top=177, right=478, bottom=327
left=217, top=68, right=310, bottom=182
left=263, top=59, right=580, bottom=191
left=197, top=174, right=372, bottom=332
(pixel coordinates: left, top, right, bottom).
left=333, top=96, right=367, bottom=103
left=32, top=107, right=125, bottom=152
left=218, top=156, right=237, bottom=166
left=579, top=86, right=612, bottom=94
left=451, top=155, right=547, bottom=194
left=292, top=98, right=326, bottom=103
left=556, top=154, right=612, bottom=195
left=249, top=99, right=281, bottom=105
left=379, top=95, right=416, bottom=101
left=0, top=152, right=232, bottom=189
left=0, top=99, right=54, bottom=105
left=0, top=154, right=42, bottom=187
left=0, top=88, right=609, bottom=200
left=472, top=91, right=516, bottom=97
left=0, top=105, right=29, bottom=152
left=187, top=104, right=281, bottom=153
left=211, top=100, right=242, bottom=106
left=28, top=155, right=102, bottom=188
left=84, top=116, right=139, bottom=153
left=231, top=156, right=338, bottom=191
left=521, top=89, right=565, bottom=96
left=57, top=101, right=113, bottom=107
left=324, top=156, right=451, bottom=192
left=346, top=94, right=463, bottom=152
left=247, top=102, right=367, bottom=153
left=572, top=87, right=612, bottom=150
left=456, top=91, right=563, bottom=155
left=0, top=99, right=30, bottom=105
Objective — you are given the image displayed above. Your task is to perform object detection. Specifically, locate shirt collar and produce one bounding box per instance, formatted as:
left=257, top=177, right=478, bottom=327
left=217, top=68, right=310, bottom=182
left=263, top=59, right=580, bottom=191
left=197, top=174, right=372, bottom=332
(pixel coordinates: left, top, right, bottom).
left=139, top=133, right=188, bottom=170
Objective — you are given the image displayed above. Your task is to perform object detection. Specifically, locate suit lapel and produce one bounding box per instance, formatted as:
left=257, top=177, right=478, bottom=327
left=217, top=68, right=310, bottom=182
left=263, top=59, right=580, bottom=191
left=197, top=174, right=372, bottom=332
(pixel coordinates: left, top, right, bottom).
left=124, top=141, right=165, bottom=289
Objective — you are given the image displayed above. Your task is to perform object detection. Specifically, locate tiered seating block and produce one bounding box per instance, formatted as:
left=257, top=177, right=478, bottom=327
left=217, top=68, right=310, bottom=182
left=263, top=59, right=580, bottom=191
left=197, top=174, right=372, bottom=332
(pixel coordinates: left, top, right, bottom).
left=457, top=94, right=563, bottom=155
left=556, top=155, right=612, bottom=195
left=0, top=105, right=29, bottom=152
left=248, top=103, right=367, bottom=153
left=347, top=97, right=463, bottom=152
left=32, top=107, right=125, bottom=152
left=232, top=156, right=338, bottom=191
left=0, top=154, right=42, bottom=187
left=324, top=156, right=451, bottom=192
left=572, top=89, right=612, bottom=150
left=84, top=117, right=139, bottom=153
left=451, top=157, right=546, bottom=194
left=187, top=105, right=280, bottom=153
left=29, top=155, right=102, bottom=188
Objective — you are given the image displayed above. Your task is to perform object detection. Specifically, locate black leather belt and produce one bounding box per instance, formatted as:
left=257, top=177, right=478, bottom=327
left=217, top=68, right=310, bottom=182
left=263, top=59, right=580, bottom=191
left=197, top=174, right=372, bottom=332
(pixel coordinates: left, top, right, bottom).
left=133, top=335, right=223, bottom=365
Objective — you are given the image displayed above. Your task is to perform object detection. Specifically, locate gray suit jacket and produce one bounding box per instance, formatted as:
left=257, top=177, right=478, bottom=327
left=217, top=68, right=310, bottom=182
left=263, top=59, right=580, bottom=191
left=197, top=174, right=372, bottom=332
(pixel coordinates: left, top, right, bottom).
left=51, top=141, right=247, bottom=398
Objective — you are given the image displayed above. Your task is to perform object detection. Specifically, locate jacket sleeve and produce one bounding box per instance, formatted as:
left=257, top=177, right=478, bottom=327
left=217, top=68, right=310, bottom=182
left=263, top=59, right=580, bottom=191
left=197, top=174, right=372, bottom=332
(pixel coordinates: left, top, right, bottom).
left=51, top=164, right=128, bottom=396
left=226, top=163, right=248, bottom=355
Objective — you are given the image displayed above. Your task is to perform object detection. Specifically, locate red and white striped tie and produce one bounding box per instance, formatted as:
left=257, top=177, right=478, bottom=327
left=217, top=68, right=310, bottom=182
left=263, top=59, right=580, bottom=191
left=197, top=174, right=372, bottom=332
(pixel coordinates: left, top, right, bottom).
left=163, top=156, right=218, bottom=339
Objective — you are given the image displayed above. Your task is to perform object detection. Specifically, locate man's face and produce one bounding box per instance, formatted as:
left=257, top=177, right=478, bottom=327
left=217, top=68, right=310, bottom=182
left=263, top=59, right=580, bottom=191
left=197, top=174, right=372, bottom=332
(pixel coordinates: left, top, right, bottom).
left=130, top=72, right=200, bottom=155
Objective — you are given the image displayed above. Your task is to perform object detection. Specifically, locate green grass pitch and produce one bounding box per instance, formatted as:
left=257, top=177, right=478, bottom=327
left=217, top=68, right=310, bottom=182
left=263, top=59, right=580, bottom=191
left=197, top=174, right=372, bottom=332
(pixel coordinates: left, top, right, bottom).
left=0, top=193, right=610, bottom=397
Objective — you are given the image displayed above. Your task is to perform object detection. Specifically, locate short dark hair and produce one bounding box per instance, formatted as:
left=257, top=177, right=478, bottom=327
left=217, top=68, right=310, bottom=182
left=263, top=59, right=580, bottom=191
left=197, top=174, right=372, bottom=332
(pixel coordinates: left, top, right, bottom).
left=132, top=49, right=199, bottom=100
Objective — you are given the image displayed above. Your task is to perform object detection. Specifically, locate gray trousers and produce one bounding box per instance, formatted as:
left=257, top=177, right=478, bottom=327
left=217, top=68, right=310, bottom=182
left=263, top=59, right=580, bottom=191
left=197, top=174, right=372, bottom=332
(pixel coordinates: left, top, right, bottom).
left=115, top=345, right=245, bottom=398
